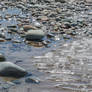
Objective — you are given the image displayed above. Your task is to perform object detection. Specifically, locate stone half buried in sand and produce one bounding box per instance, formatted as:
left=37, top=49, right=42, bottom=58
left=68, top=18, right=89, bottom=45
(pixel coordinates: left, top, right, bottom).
left=0, top=62, right=27, bottom=78
left=25, top=29, right=45, bottom=41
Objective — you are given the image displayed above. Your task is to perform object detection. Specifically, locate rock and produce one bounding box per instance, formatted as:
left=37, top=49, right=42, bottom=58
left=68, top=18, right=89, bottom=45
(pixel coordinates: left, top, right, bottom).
left=63, top=34, right=71, bottom=39
left=38, top=16, right=48, bottom=21
left=12, top=80, right=21, bottom=84
left=26, top=41, right=44, bottom=47
left=61, top=22, right=71, bottom=29
left=55, top=0, right=66, bottom=3
left=12, top=40, right=21, bottom=43
left=23, top=25, right=37, bottom=31
left=32, top=18, right=41, bottom=28
left=0, top=34, right=5, bottom=38
left=33, top=22, right=41, bottom=28
left=85, top=0, right=92, bottom=3
left=25, top=29, right=45, bottom=41
left=0, top=62, right=27, bottom=78
left=7, top=25, right=18, bottom=32
left=0, top=53, right=6, bottom=61
left=0, top=38, right=6, bottom=42
left=25, top=76, right=40, bottom=84
left=2, top=82, right=15, bottom=89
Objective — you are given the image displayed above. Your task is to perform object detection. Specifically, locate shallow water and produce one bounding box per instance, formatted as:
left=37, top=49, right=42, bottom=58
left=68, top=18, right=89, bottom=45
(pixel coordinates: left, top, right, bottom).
left=2, top=36, right=92, bottom=92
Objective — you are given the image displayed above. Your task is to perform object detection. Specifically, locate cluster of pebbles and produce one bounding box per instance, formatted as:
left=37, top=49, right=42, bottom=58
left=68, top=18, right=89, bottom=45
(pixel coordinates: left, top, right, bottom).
left=0, top=0, right=88, bottom=47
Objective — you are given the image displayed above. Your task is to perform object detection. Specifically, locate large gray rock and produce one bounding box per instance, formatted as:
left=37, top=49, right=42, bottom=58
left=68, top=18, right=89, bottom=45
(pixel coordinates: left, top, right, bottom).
left=0, top=62, right=27, bottom=78
left=25, top=29, right=45, bottom=41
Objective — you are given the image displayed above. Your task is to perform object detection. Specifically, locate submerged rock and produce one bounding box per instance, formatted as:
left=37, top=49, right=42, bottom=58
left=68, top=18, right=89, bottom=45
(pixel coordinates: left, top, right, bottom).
left=0, top=62, right=27, bottom=78
left=25, top=29, right=45, bottom=41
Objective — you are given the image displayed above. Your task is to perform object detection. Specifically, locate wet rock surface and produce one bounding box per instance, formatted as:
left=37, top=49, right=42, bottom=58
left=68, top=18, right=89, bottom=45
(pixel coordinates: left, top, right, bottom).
left=0, top=0, right=91, bottom=92
left=0, top=62, right=27, bottom=78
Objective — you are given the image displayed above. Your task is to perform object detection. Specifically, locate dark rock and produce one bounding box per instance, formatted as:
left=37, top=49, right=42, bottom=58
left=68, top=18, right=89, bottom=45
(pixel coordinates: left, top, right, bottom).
left=0, top=62, right=27, bottom=78
left=25, top=29, right=45, bottom=41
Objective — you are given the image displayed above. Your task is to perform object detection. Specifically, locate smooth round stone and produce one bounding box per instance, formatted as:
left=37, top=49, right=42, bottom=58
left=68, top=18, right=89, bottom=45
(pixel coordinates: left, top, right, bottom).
left=0, top=62, right=27, bottom=78
left=25, top=30, right=45, bottom=41
left=0, top=53, right=6, bottom=61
